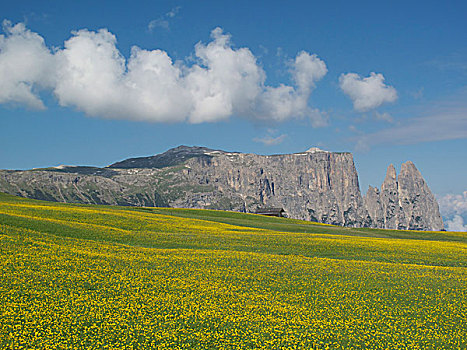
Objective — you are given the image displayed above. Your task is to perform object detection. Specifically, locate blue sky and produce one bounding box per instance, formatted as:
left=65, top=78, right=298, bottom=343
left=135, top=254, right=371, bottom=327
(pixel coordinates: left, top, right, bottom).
left=1, top=0, right=466, bottom=228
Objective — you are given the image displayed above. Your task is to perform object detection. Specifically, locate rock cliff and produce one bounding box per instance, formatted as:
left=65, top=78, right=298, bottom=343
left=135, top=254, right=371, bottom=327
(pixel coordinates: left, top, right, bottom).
left=363, top=162, right=444, bottom=231
left=0, top=146, right=443, bottom=230
left=143, top=147, right=372, bottom=227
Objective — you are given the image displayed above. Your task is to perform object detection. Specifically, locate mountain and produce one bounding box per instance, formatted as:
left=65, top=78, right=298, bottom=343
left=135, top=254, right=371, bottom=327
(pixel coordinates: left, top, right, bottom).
left=109, top=146, right=218, bottom=169
left=364, top=162, right=444, bottom=231
left=0, top=145, right=443, bottom=230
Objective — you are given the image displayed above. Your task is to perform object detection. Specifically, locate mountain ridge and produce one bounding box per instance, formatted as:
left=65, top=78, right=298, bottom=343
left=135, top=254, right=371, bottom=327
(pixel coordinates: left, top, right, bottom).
left=0, top=145, right=444, bottom=230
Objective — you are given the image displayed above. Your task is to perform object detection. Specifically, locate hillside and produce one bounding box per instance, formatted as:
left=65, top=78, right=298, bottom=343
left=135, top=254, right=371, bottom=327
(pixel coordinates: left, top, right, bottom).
left=0, top=192, right=465, bottom=349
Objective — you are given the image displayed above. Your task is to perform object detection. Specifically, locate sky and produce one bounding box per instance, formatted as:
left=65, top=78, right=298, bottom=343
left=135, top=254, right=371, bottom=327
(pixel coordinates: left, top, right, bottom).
left=0, top=0, right=466, bottom=230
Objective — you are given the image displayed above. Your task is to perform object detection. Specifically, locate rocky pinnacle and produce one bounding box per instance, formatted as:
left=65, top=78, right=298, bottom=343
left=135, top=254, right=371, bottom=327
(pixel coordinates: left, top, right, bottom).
left=364, top=162, right=444, bottom=231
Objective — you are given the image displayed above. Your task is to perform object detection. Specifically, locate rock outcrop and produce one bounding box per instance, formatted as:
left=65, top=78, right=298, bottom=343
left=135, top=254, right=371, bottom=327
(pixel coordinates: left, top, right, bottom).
left=0, top=168, right=168, bottom=207
left=0, top=146, right=443, bottom=230
left=149, top=147, right=372, bottom=227
left=363, top=162, right=444, bottom=231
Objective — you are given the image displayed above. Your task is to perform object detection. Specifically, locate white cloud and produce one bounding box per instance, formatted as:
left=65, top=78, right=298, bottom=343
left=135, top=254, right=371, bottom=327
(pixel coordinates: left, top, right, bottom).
left=54, top=28, right=190, bottom=122
left=148, top=19, right=169, bottom=31
left=54, top=29, right=130, bottom=118
left=292, top=51, right=327, bottom=92
left=438, top=191, right=467, bottom=232
left=0, top=20, right=55, bottom=109
left=0, top=21, right=328, bottom=125
left=438, top=191, right=467, bottom=217
left=186, top=28, right=264, bottom=123
left=252, top=51, right=329, bottom=126
left=253, top=134, right=287, bottom=146
left=339, top=72, right=397, bottom=112
left=445, top=215, right=467, bottom=232
left=148, top=6, right=181, bottom=31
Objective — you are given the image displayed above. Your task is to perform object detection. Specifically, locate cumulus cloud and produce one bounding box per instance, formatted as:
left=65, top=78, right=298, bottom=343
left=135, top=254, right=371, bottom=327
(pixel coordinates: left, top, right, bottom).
left=445, top=215, right=467, bottom=232
left=438, top=191, right=467, bottom=232
left=0, top=20, right=55, bottom=109
left=292, top=51, right=327, bottom=92
left=185, top=27, right=265, bottom=123
left=251, top=51, right=328, bottom=125
left=438, top=191, right=467, bottom=217
left=54, top=28, right=190, bottom=122
left=0, top=21, right=328, bottom=125
left=339, top=72, right=397, bottom=112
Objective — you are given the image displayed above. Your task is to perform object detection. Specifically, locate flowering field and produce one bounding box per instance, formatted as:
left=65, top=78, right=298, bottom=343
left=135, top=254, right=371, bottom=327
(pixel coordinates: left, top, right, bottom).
left=0, top=193, right=466, bottom=349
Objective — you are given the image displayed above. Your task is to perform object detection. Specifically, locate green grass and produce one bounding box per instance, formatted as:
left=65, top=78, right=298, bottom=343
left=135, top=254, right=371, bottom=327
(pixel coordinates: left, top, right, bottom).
left=1, top=192, right=466, bottom=349
left=131, top=205, right=465, bottom=242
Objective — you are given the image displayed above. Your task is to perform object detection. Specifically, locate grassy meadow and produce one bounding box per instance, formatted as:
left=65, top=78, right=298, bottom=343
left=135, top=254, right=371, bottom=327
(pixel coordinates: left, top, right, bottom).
left=0, top=192, right=466, bottom=349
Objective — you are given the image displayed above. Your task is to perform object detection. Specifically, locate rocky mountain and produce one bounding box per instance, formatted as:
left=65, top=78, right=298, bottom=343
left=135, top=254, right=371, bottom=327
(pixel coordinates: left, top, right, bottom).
left=0, top=145, right=443, bottom=230
left=364, top=162, right=444, bottom=231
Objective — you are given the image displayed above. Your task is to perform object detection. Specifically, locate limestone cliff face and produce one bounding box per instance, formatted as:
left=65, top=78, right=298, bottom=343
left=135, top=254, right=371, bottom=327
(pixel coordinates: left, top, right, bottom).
left=0, top=146, right=443, bottom=230
left=363, top=162, right=444, bottom=231
left=166, top=149, right=371, bottom=227
left=364, top=186, right=385, bottom=228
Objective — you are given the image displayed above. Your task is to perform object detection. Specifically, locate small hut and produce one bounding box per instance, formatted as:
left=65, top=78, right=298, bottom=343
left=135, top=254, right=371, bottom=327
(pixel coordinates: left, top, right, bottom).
left=254, top=208, right=286, bottom=217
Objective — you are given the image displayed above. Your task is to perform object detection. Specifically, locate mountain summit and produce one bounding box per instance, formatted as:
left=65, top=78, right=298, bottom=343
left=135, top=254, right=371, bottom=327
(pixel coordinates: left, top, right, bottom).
left=109, top=145, right=223, bottom=169
left=364, top=162, right=443, bottom=230
left=0, top=146, right=443, bottom=230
